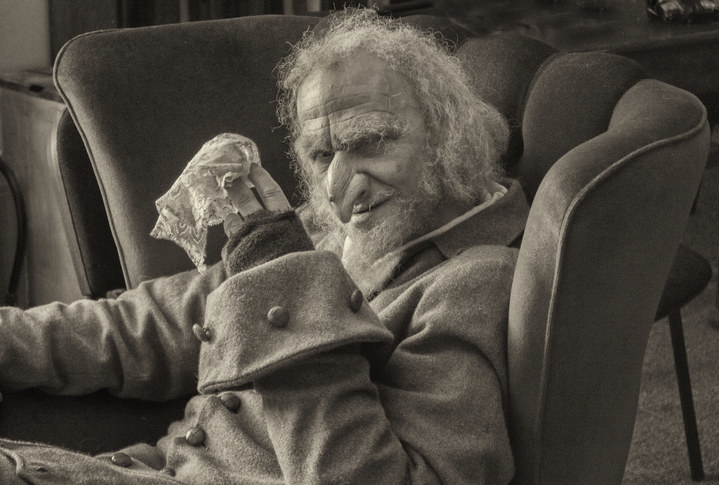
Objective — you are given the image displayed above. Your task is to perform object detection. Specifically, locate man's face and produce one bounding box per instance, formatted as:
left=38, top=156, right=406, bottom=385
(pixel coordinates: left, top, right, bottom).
left=296, top=52, right=441, bottom=260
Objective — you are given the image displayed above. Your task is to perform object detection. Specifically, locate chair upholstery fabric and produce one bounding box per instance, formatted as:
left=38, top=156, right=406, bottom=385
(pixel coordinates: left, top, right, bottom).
left=457, top=35, right=558, bottom=171
left=54, top=15, right=321, bottom=289
left=507, top=77, right=709, bottom=484
left=518, top=52, right=646, bottom=201
left=35, top=12, right=710, bottom=484
left=55, top=110, right=125, bottom=297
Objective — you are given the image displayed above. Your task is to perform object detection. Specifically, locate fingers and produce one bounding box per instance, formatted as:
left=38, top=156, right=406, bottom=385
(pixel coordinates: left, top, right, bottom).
left=225, top=179, right=263, bottom=217
left=223, top=164, right=291, bottom=236
left=247, top=164, right=291, bottom=212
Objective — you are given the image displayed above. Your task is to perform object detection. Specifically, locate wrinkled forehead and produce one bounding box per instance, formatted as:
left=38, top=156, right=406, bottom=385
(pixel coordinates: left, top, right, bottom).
left=296, top=52, right=417, bottom=131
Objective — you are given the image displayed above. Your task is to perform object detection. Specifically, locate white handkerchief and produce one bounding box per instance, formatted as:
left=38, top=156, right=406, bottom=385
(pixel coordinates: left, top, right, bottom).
left=150, top=133, right=260, bottom=271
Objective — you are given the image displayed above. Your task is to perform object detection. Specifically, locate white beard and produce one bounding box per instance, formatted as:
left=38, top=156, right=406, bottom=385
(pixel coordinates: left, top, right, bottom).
left=340, top=190, right=441, bottom=293
left=305, top=161, right=447, bottom=293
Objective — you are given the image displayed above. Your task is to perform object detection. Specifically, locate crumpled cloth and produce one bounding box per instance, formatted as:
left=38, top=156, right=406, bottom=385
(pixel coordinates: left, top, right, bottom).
left=150, top=133, right=261, bottom=272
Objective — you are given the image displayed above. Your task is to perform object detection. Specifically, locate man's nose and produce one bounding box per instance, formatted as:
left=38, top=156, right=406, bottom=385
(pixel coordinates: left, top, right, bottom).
left=326, top=152, right=366, bottom=224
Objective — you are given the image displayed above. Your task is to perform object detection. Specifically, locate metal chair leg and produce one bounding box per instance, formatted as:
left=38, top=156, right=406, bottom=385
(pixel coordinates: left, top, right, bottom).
left=668, top=309, right=704, bottom=481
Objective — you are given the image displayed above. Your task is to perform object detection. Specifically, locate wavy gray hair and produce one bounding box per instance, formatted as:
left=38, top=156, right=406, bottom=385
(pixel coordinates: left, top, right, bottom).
left=276, top=9, right=509, bottom=211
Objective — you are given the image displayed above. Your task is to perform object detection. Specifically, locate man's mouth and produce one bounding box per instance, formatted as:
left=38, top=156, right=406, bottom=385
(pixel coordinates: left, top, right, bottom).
left=352, top=197, right=389, bottom=216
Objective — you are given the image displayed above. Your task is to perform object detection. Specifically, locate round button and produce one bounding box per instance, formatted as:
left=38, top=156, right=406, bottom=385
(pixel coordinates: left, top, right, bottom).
left=267, top=306, right=290, bottom=328
left=185, top=426, right=205, bottom=447
left=192, top=323, right=211, bottom=342
left=220, top=393, right=241, bottom=412
left=161, top=466, right=176, bottom=476
left=350, top=289, right=364, bottom=313
left=111, top=452, right=132, bottom=468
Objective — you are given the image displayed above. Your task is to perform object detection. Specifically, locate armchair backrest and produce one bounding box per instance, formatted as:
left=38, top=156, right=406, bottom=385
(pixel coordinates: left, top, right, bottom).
left=52, top=13, right=469, bottom=293
left=54, top=15, right=321, bottom=289
left=55, top=110, right=126, bottom=298
left=457, top=36, right=709, bottom=484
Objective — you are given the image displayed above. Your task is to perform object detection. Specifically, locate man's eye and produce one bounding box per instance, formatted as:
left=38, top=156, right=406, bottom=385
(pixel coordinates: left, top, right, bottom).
left=309, top=150, right=333, bottom=176
left=313, top=150, right=334, bottom=162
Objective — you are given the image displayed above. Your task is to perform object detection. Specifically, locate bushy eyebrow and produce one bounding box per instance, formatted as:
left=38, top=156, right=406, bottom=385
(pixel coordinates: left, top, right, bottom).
left=296, top=114, right=408, bottom=161
left=335, top=115, right=408, bottom=151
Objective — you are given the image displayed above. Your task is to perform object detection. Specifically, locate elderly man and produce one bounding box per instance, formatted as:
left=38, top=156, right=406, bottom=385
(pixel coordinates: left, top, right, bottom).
left=0, top=9, right=528, bottom=485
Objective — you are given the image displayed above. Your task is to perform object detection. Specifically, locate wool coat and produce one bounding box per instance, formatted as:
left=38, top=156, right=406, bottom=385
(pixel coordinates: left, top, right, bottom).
left=0, top=179, right=528, bottom=485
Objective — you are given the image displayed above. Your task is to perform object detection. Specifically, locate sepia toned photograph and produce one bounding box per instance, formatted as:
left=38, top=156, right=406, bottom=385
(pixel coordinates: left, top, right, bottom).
left=0, top=1, right=717, bottom=483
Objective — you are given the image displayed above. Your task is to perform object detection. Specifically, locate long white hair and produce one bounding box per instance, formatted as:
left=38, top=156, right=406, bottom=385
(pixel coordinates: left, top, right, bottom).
left=276, top=8, right=509, bottom=214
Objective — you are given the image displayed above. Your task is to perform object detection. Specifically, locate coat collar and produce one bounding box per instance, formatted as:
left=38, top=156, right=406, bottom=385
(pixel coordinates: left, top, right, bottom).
left=432, top=178, right=528, bottom=258
left=363, top=178, right=529, bottom=298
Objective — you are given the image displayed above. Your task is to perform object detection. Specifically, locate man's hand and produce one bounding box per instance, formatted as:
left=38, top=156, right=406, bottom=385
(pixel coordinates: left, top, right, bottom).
left=220, top=164, right=313, bottom=274
left=223, top=164, right=291, bottom=236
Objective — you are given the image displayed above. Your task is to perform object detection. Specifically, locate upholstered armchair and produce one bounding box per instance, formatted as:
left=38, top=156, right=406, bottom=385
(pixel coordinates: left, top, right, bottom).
left=457, top=36, right=709, bottom=483
left=0, top=13, right=709, bottom=485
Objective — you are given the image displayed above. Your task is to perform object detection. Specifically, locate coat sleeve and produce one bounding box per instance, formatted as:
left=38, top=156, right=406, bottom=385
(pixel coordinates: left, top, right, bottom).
left=0, top=263, right=226, bottom=400
left=196, top=246, right=516, bottom=485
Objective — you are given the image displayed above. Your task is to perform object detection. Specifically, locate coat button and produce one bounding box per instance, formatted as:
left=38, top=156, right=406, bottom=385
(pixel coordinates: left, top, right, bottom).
left=192, top=323, right=211, bottom=342
left=111, top=452, right=132, bottom=467
left=185, top=426, right=205, bottom=446
left=350, top=289, right=364, bottom=313
left=267, top=306, right=289, bottom=327
left=220, top=393, right=241, bottom=412
left=161, top=466, right=176, bottom=476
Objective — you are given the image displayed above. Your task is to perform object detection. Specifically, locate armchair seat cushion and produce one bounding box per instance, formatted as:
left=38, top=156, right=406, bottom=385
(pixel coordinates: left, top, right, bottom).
left=655, top=243, right=712, bottom=321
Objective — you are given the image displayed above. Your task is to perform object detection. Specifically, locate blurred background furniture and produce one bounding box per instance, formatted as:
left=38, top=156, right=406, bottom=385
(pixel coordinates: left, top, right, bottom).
left=0, top=11, right=711, bottom=484
left=45, top=0, right=378, bottom=63
left=432, top=0, right=719, bottom=122
left=0, top=72, right=85, bottom=307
